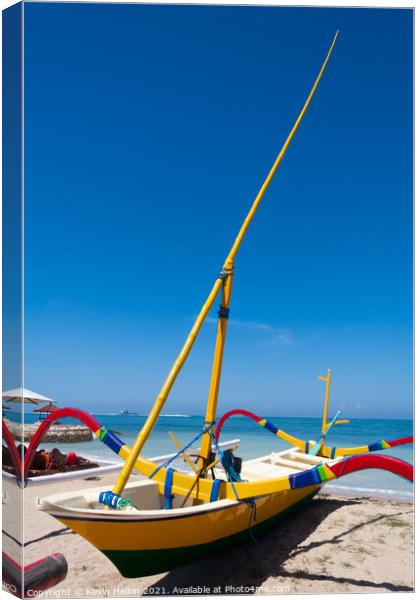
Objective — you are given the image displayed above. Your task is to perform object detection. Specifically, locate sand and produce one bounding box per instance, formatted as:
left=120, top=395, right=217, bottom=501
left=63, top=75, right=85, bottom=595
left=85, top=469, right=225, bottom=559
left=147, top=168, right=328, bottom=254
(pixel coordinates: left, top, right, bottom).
left=2, top=472, right=414, bottom=596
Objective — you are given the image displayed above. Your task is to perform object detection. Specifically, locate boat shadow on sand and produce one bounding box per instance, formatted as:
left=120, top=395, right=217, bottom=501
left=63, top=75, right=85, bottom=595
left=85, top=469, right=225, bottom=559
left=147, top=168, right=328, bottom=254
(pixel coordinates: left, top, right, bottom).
left=151, top=496, right=413, bottom=594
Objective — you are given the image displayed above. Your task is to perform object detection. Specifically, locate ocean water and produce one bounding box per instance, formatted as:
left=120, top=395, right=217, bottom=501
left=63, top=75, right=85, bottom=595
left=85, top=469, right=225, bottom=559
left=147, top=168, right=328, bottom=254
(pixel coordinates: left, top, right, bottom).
left=6, top=412, right=413, bottom=499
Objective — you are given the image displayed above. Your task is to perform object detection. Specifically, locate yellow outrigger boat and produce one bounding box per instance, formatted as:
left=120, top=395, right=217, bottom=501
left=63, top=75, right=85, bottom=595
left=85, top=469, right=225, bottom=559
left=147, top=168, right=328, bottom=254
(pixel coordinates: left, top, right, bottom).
left=38, top=32, right=413, bottom=578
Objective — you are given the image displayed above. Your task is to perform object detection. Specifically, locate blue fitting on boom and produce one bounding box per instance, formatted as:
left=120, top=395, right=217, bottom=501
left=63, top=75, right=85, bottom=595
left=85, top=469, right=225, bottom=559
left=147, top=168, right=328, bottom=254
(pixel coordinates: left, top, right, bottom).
left=99, top=490, right=120, bottom=508
left=218, top=266, right=234, bottom=281
left=218, top=306, right=230, bottom=319
left=99, top=490, right=133, bottom=510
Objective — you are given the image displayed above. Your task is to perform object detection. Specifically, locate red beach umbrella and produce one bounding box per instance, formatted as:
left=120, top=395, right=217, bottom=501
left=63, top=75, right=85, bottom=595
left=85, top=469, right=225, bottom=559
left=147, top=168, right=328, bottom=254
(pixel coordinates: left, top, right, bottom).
left=33, top=402, right=59, bottom=414
left=33, top=402, right=60, bottom=421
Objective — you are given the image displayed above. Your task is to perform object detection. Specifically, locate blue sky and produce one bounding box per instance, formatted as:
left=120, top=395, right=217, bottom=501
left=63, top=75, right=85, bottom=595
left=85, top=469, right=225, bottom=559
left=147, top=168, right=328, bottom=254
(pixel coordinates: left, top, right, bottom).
left=23, top=3, right=413, bottom=418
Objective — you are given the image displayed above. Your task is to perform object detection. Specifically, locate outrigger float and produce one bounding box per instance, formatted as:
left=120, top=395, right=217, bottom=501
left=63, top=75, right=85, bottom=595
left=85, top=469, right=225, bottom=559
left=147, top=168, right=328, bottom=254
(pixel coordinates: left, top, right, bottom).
left=38, top=32, right=413, bottom=578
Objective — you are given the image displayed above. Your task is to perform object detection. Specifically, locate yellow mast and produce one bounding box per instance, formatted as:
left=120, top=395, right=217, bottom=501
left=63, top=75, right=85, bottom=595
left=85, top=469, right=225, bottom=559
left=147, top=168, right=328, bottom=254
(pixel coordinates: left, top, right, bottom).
left=318, top=369, right=332, bottom=434
left=198, top=259, right=234, bottom=472
left=112, top=31, right=339, bottom=497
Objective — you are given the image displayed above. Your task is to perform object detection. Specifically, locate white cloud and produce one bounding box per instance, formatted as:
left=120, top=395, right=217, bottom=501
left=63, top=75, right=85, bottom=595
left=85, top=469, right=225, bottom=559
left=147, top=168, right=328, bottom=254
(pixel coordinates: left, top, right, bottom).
left=207, top=317, right=293, bottom=345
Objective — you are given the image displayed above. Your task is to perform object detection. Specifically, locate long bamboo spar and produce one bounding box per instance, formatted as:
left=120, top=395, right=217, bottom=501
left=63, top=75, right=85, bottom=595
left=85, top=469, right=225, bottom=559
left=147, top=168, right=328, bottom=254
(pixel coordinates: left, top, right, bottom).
left=320, top=368, right=332, bottom=435
left=198, top=259, right=235, bottom=471
left=223, top=30, right=339, bottom=268
left=112, top=31, right=339, bottom=496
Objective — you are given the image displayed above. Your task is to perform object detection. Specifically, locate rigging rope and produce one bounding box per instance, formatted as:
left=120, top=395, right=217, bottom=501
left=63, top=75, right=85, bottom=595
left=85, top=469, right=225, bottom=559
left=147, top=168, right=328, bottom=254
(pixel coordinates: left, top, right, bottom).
left=149, top=421, right=215, bottom=480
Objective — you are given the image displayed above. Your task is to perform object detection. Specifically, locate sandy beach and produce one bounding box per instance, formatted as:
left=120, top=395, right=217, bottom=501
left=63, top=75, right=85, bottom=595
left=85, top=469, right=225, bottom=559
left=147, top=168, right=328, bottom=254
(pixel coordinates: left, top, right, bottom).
left=2, top=471, right=413, bottom=596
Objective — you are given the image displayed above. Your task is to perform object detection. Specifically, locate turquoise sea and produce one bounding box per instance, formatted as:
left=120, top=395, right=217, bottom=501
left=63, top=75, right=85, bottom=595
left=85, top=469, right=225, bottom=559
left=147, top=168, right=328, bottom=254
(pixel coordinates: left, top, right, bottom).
left=7, top=412, right=413, bottom=499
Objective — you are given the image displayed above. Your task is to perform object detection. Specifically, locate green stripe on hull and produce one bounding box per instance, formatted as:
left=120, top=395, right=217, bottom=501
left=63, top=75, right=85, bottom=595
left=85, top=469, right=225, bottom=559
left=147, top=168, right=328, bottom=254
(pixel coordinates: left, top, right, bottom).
left=103, top=490, right=318, bottom=578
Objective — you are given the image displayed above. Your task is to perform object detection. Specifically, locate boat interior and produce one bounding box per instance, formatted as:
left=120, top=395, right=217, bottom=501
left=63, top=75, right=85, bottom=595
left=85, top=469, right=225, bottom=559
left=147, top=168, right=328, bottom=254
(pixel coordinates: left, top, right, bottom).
left=241, top=447, right=335, bottom=480
left=38, top=446, right=338, bottom=516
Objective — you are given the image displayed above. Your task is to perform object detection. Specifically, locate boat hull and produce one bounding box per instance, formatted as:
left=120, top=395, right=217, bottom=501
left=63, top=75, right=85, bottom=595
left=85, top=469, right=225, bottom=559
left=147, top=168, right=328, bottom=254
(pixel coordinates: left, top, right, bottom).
left=52, top=485, right=320, bottom=578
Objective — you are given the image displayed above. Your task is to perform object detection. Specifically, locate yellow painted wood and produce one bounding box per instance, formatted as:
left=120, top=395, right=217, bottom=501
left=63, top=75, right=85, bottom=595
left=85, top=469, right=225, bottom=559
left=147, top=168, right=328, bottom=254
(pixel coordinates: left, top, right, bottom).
left=321, top=464, right=337, bottom=481
left=168, top=431, right=199, bottom=475
left=319, top=369, right=332, bottom=435
left=57, top=485, right=318, bottom=552
left=327, top=419, right=349, bottom=427
left=199, top=260, right=234, bottom=471
left=112, top=31, right=339, bottom=497
left=221, top=31, right=339, bottom=271
left=111, top=277, right=223, bottom=497
left=116, top=437, right=380, bottom=503
left=118, top=445, right=295, bottom=501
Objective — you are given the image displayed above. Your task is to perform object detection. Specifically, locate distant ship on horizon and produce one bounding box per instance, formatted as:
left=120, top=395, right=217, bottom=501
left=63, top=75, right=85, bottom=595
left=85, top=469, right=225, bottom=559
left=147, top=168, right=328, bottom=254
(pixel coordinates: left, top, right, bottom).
left=119, top=410, right=138, bottom=416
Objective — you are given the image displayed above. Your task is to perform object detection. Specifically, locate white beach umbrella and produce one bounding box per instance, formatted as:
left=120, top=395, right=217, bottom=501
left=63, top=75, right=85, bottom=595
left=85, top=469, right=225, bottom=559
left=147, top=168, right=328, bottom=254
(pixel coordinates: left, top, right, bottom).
left=2, top=387, right=55, bottom=405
